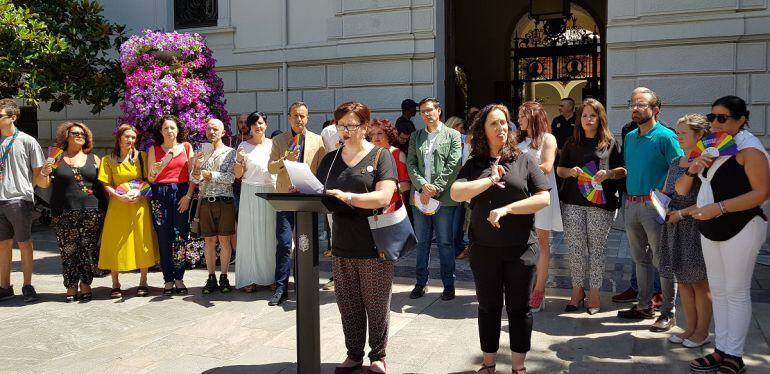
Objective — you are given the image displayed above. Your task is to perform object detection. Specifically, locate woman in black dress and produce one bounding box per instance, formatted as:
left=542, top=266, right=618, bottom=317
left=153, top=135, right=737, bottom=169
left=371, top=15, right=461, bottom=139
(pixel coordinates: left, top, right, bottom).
left=450, top=104, right=551, bottom=374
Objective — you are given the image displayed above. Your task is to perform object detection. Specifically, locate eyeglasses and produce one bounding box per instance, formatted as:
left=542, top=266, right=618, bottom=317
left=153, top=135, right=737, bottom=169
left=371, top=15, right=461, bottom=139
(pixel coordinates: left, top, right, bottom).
left=336, top=124, right=362, bottom=133
left=68, top=132, right=86, bottom=138
left=628, top=103, right=651, bottom=110
left=706, top=113, right=739, bottom=124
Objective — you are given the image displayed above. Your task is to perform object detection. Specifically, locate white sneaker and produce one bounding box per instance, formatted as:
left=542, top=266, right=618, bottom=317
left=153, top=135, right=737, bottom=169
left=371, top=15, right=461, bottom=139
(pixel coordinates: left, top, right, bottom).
left=668, top=335, right=684, bottom=344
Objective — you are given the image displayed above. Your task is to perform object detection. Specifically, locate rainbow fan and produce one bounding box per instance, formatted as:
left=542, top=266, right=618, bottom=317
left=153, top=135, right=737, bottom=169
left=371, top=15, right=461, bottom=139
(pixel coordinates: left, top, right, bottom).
left=47, top=146, right=64, bottom=170
left=115, top=179, right=152, bottom=197
left=577, top=161, right=606, bottom=205
left=688, top=132, right=737, bottom=161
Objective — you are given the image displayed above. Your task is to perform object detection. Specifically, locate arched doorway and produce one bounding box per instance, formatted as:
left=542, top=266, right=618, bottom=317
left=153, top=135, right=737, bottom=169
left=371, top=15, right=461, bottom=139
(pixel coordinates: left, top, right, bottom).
left=511, top=3, right=601, bottom=112
left=444, top=0, right=607, bottom=119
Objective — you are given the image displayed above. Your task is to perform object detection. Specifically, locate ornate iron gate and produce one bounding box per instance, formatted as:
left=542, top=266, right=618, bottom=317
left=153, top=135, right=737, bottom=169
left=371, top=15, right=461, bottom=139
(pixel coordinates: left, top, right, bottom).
left=510, top=17, right=602, bottom=109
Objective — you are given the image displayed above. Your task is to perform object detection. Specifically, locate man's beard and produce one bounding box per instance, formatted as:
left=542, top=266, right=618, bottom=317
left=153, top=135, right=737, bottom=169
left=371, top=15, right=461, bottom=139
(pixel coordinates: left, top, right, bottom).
left=634, top=113, right=653, bottom=125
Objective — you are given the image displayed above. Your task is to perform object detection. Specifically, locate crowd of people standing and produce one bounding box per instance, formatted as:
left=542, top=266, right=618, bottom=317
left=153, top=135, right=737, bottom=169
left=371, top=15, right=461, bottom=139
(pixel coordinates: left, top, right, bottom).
left=0, top=87, right=768, bottom=373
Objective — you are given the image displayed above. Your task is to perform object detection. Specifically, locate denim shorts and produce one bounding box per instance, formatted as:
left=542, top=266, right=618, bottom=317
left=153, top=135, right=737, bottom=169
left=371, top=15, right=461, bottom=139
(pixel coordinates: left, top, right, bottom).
left=0, top=200, right=35, bottom=242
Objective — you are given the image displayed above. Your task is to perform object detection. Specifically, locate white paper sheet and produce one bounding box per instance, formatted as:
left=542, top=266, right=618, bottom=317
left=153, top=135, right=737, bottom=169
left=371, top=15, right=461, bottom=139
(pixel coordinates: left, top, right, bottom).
left=413, top=190, right=441, bottom=215
left=284, top=160, right=325, bottom=193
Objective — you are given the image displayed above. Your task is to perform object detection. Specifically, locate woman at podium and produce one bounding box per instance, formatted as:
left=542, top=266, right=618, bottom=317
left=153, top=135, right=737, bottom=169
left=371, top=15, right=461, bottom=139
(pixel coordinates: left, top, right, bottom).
left=317, top=101, right=398, bottom=374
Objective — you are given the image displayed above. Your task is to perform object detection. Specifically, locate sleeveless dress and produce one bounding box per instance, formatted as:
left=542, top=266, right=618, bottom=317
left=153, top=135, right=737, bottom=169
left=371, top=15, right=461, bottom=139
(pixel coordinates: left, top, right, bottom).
left=657, top=157, right=707, bottom=283
left=517, top=135, right=563, bottom=232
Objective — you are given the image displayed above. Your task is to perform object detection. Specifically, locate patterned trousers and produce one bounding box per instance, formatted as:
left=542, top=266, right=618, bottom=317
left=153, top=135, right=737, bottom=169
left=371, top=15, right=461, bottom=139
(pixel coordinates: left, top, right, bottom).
left=333, top=256, right=394, bottom=362
left=54, top=209, right=105, bottom=288
left=562, top=204, right=614, bottom=289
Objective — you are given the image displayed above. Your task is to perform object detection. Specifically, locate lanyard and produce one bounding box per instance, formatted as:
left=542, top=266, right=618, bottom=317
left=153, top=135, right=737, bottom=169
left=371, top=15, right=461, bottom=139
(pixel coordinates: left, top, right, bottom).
left=0, top=128, right=20, bottom=176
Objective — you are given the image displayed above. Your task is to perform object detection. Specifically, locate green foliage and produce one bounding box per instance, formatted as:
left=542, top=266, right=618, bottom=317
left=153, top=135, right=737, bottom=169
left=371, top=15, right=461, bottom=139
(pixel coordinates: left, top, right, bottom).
left=0, top=0, right=127, bottom=113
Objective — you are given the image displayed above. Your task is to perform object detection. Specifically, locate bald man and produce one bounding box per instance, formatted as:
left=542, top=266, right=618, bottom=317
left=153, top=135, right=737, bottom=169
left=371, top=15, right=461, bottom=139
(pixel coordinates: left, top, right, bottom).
left=191, top=118, right=237, bottom=295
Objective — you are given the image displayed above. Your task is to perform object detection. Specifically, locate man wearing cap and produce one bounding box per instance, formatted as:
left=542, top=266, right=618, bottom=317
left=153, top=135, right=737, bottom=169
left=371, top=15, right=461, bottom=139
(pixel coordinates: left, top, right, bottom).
left=395, top=99, right=418, bottom=155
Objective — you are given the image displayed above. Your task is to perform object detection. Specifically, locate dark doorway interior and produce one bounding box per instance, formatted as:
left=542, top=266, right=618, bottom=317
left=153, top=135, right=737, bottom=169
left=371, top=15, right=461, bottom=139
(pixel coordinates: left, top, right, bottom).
left=444, top=0, right=607, bottom=118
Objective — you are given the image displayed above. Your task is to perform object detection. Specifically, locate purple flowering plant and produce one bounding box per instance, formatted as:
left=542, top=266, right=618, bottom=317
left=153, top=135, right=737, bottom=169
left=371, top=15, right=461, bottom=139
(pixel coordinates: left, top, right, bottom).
left=118, top=30, right=229, bottom=149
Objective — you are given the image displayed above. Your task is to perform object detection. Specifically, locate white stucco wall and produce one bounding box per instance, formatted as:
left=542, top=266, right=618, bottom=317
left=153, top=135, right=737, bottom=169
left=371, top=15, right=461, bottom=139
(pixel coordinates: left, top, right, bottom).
left=34, top=0, right=440, bottom=149
left=606, top=0, right=770, bottom=145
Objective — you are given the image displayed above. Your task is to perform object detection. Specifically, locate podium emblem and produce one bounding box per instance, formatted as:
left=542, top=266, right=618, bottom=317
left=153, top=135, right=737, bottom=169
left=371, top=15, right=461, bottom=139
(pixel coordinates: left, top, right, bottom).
left=299, top=234, right=310, bottom=252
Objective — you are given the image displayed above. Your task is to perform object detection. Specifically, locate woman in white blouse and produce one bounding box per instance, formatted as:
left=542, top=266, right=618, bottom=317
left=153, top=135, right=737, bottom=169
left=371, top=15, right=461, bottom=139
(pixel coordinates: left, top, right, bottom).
left=234, top=112, right=278, bottom=292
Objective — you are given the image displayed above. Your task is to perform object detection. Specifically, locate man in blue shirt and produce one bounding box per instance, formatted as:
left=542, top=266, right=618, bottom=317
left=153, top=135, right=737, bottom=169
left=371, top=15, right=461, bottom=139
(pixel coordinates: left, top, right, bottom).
left=617, top=88, right=684, bottom=333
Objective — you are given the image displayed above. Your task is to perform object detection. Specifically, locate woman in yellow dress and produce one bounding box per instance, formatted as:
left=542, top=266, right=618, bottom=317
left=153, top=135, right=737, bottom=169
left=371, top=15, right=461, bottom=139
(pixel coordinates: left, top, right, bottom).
left=98, top=124, right=159, bottom=298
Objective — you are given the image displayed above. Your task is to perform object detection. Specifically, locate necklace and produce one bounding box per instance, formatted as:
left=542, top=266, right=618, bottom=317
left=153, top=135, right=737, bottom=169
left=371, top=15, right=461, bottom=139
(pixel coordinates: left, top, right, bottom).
left=70, top=165, right=94, bottom=196
left=0, top=128, right=20, bottom=182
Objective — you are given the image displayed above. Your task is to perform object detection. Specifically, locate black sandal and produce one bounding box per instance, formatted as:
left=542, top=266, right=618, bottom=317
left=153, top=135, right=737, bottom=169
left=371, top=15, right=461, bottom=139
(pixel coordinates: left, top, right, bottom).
left=80, top=292, right=93, bottom=302
left=690, top=351, right=723, bottom=372
left=136, top=286, right=149, bottom=297
left=476, top=363, right=496, bottom=374
left=163, top=283, right=174, bottom=296
left=109, top=288, right=123, bottom=299
left=65, top=294, right=77, bottom=303
left=175, top=286, right=188, bottom=295
left=717, top=355, right=745, bottom=374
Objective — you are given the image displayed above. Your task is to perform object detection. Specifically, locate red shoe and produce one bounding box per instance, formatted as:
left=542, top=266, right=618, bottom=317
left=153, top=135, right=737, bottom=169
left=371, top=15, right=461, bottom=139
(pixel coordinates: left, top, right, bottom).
left=651, top=292, right=663, bottom=310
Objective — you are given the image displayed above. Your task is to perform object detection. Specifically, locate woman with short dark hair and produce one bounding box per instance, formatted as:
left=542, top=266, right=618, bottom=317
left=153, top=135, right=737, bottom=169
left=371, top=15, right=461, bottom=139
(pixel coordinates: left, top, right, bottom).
left=451, top=104, right=550, bottom=374
left=683, top=96, right=770, bottom=374
left=234, top=112, right=277, bottom=292
left=317, top=102, right=398, bottom=373
left=147, top=115, right=196, bottom=295
left=38, top=121, right=106, bottom=302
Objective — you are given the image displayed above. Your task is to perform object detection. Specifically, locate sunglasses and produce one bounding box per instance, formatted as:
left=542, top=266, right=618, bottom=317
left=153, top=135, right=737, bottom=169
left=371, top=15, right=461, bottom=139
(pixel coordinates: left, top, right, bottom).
left=706, top=113, right=739, bottom=124
left=69, top=132, right=86, bottom=138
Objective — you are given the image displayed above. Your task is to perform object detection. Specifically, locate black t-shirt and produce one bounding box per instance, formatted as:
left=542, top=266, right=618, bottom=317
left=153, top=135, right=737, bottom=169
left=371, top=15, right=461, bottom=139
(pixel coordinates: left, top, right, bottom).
left=457, top=153, right=550, bottom=251
left=551, top=115, right=576, bottom=150
left=316, top=146, right=398, bottom=259
left=558, top=138, right=623, bottom=211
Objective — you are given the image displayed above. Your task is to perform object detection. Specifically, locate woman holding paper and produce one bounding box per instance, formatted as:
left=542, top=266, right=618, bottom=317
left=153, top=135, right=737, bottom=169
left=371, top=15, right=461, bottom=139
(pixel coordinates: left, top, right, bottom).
left=98, top=124, right=158, bottom=299
left=234, top=112, right=277, bottom=292
left=681, top=96, right=770, bottom=374
left=656, top=114, right=712, bottom=348
left=147, top=115, right=196, bottom=295
left=556, top=99, right=625, bottom=314
left=316, top=102, right=397, bottom=373
left=38, top=121, right=106, bottom=302
left=451, top=104, right=550, bottom=374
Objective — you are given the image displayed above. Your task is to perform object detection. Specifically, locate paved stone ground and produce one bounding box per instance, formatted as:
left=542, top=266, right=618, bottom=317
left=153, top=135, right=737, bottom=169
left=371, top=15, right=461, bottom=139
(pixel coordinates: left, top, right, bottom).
left=1, top=221, right=769, bottom=373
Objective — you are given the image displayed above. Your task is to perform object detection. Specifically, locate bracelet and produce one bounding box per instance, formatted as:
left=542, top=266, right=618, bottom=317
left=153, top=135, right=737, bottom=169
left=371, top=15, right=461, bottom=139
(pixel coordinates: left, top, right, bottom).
left=677, top=210, right=684, bottom=220
left=718, top=201, right=727, bottom=215
left=346, top=193, right=353, bottom=206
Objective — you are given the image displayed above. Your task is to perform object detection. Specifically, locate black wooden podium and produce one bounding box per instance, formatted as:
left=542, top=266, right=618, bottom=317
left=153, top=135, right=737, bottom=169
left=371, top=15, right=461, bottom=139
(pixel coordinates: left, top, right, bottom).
left=257, top=193, right=351, bottom=374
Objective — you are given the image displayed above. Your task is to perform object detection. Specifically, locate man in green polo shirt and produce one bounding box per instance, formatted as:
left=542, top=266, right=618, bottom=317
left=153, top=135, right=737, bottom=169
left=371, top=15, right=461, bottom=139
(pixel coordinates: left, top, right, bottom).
left=617, top=88, right=684, bottom=333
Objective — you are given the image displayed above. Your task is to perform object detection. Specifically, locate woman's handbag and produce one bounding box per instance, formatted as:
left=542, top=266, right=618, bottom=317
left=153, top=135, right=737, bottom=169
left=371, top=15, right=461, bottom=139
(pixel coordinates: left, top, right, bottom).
left=365, top=148, right=418, bottom=261
left=188, top=195, right=202, bottom=237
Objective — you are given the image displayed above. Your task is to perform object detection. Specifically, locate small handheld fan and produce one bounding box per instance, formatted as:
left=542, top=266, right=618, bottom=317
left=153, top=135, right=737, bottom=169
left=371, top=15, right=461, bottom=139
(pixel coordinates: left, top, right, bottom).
left=47, top=146, right=64, bottom=170
left=688, top=132, right=737, bottom=161
left=115, top=179, right=152, bottom=197
left=289, top=133, right=303, bottom=152
left=577, top=160, right=606, bottom=205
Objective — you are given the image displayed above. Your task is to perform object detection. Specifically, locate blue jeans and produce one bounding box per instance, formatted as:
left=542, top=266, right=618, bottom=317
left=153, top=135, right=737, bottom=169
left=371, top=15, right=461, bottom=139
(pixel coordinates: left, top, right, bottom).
left=413, top=205, right=457, bottom=288
left=629, top=266, right=661, bottom=293
left=451, top=202, right=468, bottom=256
left=150, top=183, right=189, bottom=282
left=274, top=211, right=295, bottom=293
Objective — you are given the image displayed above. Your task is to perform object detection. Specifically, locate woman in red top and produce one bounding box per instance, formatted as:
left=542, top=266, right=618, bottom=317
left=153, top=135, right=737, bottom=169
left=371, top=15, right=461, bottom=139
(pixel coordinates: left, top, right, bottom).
left=147, top=115, right=197, bottom=295
left=368, top=119, right=411, bottom=208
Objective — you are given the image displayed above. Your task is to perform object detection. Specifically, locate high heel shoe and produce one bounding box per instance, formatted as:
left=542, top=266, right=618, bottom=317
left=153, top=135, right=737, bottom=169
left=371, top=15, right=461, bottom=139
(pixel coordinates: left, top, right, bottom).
left=586, top=305, right=601, bottom=315
left=565, top=292, right=586, bottom=312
